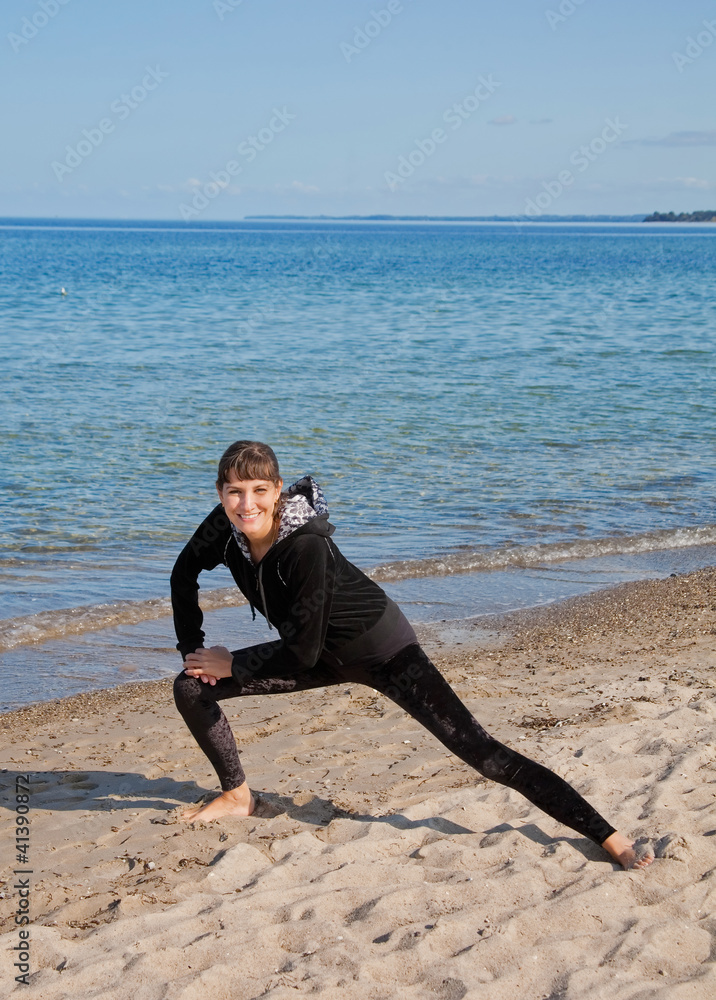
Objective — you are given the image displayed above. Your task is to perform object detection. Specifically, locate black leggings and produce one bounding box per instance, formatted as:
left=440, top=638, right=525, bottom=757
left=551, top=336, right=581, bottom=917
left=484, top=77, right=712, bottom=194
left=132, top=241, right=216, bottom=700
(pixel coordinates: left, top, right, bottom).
left=173, top=643, right=616, bottom=846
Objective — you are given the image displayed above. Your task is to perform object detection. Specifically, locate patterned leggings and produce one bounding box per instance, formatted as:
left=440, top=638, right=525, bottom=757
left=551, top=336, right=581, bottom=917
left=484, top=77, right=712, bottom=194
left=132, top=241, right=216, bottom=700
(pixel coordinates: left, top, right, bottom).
left=173, top=642, right=616, bottom=845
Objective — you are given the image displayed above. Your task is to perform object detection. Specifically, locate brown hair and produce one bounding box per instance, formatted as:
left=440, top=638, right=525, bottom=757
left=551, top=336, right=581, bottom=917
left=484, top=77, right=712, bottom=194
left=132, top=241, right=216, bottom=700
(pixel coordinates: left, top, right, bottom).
left=216, top=440, right=281, bottom=490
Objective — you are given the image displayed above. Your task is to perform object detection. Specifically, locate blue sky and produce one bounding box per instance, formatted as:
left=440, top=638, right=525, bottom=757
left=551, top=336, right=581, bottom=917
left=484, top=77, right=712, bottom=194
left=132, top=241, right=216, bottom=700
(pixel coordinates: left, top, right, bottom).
left=2, top=0, right=715, bottom=219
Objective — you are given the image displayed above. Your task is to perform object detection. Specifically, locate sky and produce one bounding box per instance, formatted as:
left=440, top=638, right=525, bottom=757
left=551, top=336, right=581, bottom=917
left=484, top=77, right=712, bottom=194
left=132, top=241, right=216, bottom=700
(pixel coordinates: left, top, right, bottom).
left=2, top=0, right=715, bottom=220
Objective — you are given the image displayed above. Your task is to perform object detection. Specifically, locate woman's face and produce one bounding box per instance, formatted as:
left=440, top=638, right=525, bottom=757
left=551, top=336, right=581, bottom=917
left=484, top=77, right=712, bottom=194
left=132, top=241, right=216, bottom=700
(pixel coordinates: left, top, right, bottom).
left=217, top=472, right=283, bottom=541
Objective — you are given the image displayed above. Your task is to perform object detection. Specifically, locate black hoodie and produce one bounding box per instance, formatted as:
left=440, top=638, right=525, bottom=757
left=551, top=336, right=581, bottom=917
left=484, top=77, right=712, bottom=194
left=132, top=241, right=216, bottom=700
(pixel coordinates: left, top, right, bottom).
left=170, top=477, right=416, bottom=681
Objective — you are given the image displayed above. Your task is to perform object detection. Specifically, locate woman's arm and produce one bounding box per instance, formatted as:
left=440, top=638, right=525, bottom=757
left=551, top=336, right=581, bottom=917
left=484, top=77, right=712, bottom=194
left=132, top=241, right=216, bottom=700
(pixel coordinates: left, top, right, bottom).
left=170, top=504, right=231, bottom=658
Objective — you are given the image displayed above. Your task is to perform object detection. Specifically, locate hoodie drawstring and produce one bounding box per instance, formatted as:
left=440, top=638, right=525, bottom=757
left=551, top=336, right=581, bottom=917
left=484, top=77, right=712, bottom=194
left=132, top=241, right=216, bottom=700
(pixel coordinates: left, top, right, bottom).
left=257, top=562, right=273, bottom=631
left=228, top=534, right=257, bottom=621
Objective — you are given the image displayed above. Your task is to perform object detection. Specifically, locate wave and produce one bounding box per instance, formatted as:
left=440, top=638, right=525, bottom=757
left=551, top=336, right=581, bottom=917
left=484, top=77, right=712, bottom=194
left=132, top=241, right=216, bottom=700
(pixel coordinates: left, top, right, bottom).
left=1, top=525, right=715, bottom=651
left=368, top=524, right=716, bottom=582
left=0, top=589, right=246, bottom=652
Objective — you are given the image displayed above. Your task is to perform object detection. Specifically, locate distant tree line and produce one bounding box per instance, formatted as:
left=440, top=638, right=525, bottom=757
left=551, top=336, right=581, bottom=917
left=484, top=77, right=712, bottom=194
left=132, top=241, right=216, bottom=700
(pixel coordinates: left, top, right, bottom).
left=644, top=210, right=716, bottom=222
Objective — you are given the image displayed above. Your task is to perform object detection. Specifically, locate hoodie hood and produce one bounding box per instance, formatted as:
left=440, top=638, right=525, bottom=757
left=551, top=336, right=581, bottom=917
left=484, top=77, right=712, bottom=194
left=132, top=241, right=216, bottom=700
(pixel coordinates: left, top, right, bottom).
left=230, top=476, right=329, bottom=565
left=277, top=475, right=329, bottom=539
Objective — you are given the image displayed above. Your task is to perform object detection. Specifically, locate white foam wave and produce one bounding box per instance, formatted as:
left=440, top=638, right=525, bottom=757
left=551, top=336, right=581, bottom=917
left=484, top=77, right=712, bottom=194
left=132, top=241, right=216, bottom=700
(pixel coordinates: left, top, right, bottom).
left=0, top=588, right=246, bottom=652
left=367, top=525, right=716, bottom=582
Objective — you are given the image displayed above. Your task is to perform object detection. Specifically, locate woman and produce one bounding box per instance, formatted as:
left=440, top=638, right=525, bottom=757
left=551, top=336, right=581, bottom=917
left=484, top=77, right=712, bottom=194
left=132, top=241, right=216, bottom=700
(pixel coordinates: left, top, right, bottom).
left=171, top=440, right=653, bottom=869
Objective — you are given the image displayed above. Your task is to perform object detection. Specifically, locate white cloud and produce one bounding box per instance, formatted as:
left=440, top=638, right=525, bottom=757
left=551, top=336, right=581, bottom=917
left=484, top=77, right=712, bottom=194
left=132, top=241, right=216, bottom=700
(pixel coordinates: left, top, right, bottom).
left=673, top=176, right=712, bottom=189
left=288, top=180, right=320, bottom=194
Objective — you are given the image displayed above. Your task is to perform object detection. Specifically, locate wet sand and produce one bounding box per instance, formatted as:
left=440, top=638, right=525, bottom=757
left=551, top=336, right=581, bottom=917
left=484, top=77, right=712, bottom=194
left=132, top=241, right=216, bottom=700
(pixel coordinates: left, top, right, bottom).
left=1, top=568, right=715, bottom=999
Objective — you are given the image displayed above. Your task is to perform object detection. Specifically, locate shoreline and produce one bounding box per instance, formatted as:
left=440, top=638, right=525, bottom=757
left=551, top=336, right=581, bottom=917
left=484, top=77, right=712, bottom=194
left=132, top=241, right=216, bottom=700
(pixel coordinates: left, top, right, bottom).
left=3, top=548, right=716, bottom=718
left=1, top=567, right=714, bottom=998
left=2, top=565, right=714, bottom=728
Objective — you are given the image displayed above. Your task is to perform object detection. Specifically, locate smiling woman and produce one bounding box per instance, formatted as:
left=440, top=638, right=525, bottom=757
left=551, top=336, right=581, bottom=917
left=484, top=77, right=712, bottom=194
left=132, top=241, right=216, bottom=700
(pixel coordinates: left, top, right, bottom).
left=217, top=443, right=284, bottom=563
left=221, top=476, right=281, bottom=558
left=170, top=439, right=655, bottom=871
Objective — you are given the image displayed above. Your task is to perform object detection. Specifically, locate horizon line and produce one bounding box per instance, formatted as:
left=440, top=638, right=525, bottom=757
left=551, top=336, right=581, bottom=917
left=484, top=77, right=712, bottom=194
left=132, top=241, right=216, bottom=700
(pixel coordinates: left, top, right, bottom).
left=0, top=212, right=652, bottom=226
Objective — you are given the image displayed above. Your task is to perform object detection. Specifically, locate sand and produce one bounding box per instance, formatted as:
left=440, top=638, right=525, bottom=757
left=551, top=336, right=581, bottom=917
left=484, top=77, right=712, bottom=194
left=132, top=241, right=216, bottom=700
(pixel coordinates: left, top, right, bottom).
left=1, top=568, right=715, bottom=999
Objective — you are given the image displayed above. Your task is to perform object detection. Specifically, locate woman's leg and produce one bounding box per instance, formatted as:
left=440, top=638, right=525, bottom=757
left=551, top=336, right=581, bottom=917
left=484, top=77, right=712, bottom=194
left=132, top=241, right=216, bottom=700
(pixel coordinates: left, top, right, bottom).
left=174, top=643, right=652, bottom=863
left=173, top=656, right=340, bottom=794
left=173, top=672, right=248, bottom=792
left=360, top=644, right=617, bottom=846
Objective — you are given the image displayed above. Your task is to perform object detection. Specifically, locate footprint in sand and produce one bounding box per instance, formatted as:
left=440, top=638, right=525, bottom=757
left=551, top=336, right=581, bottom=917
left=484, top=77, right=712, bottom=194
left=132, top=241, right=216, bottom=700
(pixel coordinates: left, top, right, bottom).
left=58, top=772, right=99, bottom=790
left=654, top=832, right=692, bottom=862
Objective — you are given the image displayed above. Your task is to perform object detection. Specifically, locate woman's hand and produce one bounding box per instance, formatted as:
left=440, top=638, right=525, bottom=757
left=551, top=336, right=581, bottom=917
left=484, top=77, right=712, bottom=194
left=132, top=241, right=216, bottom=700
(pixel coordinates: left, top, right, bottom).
left=183, top=645, right=233, bottom=685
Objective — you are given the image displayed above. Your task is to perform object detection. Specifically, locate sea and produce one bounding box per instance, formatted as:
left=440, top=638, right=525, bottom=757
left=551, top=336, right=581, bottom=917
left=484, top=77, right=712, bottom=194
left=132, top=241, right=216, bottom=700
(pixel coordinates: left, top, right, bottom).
left=1, top=218, right=715, bottom=711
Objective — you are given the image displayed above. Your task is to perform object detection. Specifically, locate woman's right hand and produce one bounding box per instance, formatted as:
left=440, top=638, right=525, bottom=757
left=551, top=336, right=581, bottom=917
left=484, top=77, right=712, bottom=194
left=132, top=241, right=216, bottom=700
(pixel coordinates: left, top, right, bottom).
left=183, top=646, right=214, bottom=685
left=183, top=645, right=233, bottom=685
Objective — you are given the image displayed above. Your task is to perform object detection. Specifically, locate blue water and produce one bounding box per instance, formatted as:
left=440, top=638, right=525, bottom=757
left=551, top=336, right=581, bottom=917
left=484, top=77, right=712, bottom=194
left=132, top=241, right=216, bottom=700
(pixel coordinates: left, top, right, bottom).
left=1, top=219, right=715, bottom=707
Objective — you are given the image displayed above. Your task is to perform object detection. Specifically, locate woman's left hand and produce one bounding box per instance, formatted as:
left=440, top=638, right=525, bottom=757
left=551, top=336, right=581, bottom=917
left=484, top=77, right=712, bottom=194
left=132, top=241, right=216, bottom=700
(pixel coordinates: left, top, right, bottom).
left=184, top=645, right=233, bottom=685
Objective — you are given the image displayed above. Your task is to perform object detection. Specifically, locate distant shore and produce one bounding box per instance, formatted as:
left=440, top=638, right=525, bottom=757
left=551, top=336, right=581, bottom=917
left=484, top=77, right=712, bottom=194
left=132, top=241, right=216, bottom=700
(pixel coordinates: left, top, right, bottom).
left=644, top=211, right=716, bottom=223
left=243, top=213, right=648, bottom=222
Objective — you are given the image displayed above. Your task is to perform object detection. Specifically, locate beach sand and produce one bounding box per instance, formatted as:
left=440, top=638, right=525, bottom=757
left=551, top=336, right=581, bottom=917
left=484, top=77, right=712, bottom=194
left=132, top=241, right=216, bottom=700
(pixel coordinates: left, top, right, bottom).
left=1, top=568, right=714, bottom=999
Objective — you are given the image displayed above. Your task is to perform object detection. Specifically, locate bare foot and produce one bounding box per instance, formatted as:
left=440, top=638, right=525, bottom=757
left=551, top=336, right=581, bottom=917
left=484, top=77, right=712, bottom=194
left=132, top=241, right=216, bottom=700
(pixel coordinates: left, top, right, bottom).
left=181, top=781, right=255, bottom=823
left=601, top=832, right=655, bottom=870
